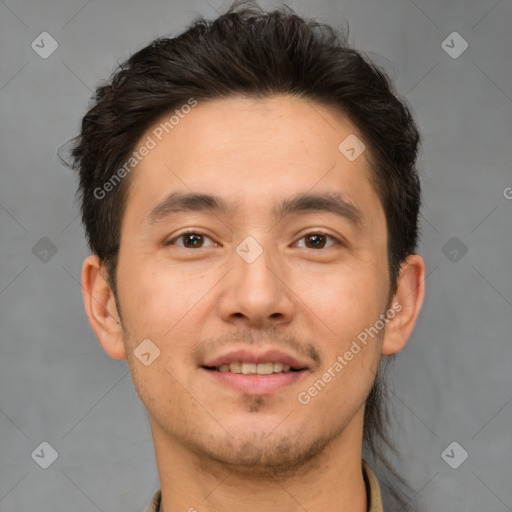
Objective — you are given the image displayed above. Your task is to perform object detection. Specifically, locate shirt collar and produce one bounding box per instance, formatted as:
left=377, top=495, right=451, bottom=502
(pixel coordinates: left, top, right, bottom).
left=363, top=460, right=384, bottom=512
left=145, top=460, right=383, bottom=512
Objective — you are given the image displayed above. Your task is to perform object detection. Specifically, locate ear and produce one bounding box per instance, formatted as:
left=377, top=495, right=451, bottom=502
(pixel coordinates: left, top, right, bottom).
left=381, top=254, right=425, bottom=356
left=81, top=254, right=126, bottom=360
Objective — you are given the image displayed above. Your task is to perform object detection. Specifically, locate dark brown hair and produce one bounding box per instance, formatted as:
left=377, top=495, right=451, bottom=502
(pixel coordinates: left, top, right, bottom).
left=66, top=2, right=422, bottom=509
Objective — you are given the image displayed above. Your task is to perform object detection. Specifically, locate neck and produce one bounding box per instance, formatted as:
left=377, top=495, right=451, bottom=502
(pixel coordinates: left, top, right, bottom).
left=150, top=410, right=368, bottom=512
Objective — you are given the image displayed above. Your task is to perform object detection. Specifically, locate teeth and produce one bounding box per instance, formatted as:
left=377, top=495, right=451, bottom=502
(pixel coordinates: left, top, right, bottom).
left=256, top=362, right=273, bottom=375
left=214, top=362, right=297, bottom=374
left=241, top=362, right=257, bottom=374
left=229, top=362, right=242, bottom=373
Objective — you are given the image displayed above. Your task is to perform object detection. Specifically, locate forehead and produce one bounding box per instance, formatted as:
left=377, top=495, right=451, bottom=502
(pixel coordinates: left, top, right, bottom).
left=123, top=95, right=384, bottom=229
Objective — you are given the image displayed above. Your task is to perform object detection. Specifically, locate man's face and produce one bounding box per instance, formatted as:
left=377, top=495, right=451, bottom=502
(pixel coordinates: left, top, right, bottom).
left=114, top=95, right=391, bottom=474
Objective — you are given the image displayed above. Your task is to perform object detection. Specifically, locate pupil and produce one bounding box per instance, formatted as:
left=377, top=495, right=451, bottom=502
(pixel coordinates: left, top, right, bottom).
left=307, top=234, right=325, bottom=249
left=185, top=234, right=202, bottom=248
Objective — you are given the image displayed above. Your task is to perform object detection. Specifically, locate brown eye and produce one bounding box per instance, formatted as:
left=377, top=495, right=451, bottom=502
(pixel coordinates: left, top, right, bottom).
left=295, top=232, right=339, bottom=249
left=166, top=232, right=217, bottom=249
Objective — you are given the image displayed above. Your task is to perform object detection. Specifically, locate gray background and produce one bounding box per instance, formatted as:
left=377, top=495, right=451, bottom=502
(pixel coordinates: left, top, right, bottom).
left=0, top=0, right=511, bottom=510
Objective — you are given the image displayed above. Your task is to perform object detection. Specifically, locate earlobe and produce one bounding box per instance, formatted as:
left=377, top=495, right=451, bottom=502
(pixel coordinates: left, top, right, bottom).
left=381, top=254, right=426, bottom=356
left=81, top=254, right=127, bottom=360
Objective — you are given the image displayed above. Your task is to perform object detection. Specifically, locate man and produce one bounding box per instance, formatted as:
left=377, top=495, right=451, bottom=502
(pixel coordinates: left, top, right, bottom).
left=70, top=2, right=425, bottom=511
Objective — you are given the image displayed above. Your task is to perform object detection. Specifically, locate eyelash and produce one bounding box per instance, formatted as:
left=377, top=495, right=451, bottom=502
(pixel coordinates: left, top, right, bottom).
left=165, top=231, right=342, bottom=250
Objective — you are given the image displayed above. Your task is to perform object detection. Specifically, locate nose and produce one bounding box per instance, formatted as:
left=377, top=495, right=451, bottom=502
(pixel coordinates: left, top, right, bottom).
left=216, top=237, right=296, bottom=329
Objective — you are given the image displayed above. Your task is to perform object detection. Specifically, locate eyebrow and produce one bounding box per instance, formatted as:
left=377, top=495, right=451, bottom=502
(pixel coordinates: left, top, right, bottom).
left=148, top=191, right=363, bottom=227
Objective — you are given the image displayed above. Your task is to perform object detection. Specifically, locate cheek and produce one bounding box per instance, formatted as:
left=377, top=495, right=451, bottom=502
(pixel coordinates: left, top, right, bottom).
left=118, top=261, right=202, bottom=409
left=117, top=254, right=202, bottom=340
left=294, top=264, right=386, bottom=342
left=117, top=255, right=217, bottom=398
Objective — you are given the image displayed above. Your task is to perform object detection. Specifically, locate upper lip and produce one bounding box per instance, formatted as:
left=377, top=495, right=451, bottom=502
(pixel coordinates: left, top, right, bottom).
left=202, top=347, right=310, bottom=370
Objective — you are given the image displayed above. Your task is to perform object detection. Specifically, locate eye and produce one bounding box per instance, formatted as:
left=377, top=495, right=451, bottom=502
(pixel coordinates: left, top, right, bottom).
left=165, top=232, right=218, bottom=249
left=294, top=232, right=340, bottom=250
left=165, top=231, right=341, bottom=250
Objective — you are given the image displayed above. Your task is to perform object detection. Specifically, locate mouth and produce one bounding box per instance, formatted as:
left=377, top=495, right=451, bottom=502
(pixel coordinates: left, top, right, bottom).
left=202, top=361, right=304, bottom=374
left=200, top=348, right=310, bottom=395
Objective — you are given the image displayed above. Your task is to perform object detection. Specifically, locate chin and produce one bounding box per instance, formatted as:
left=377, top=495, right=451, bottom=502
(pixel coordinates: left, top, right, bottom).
left=187, top=426, right=336, bottom=479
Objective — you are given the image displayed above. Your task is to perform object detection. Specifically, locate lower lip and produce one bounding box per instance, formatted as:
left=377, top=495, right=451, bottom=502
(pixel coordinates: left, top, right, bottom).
left=202, top=368, right=307, bottom=395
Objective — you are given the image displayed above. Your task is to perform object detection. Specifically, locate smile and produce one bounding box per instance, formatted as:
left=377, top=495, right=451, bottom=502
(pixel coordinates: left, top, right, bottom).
left=206, top=362, right=300, bottom=374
